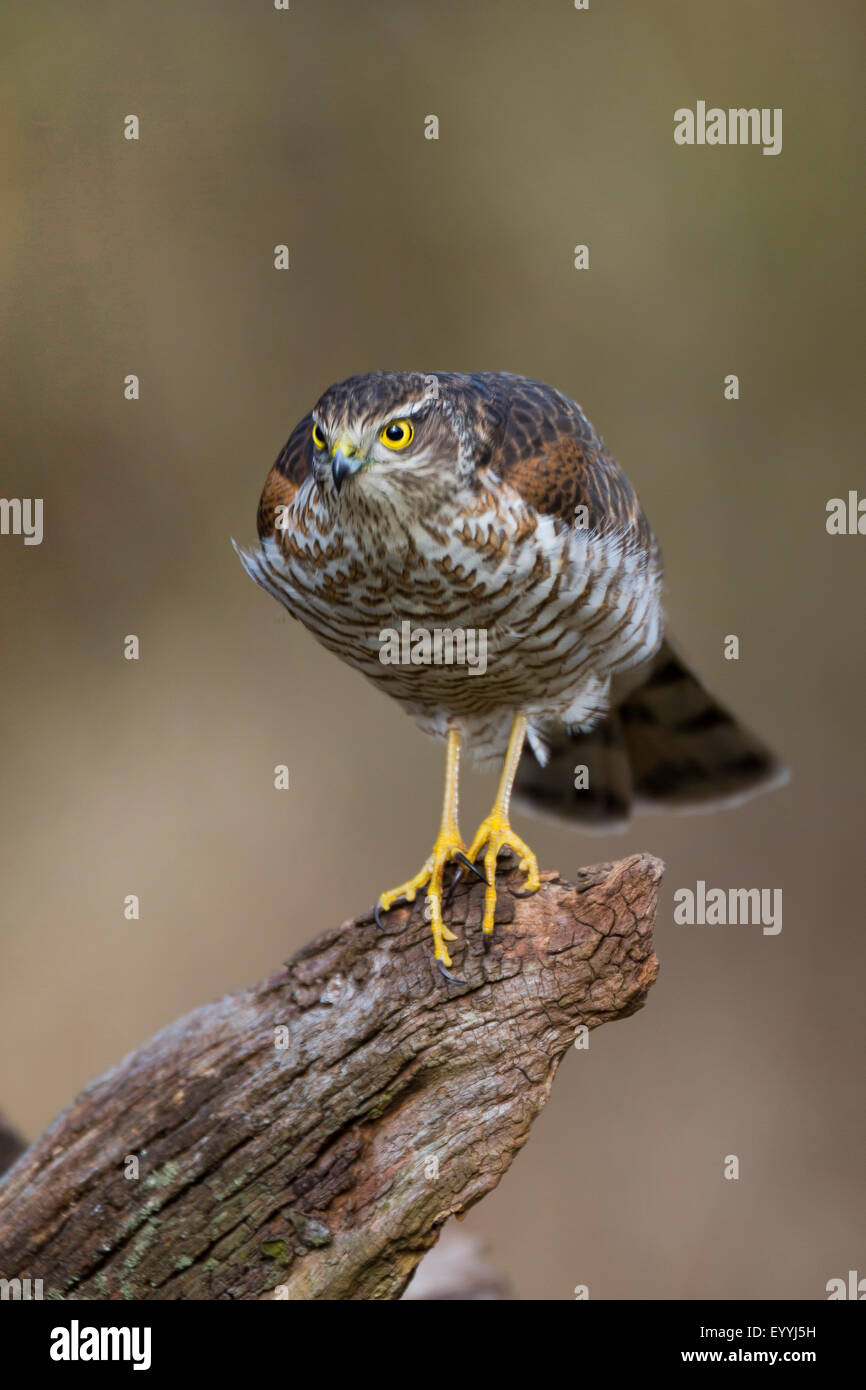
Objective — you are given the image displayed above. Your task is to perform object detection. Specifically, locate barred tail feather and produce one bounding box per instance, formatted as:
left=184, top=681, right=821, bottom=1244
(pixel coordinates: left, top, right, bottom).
left=515, top=640, right=788, bottom=830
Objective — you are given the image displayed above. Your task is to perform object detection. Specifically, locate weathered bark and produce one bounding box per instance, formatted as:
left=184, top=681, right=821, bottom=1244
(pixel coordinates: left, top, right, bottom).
left=0, top=853, right=662, bottom=1300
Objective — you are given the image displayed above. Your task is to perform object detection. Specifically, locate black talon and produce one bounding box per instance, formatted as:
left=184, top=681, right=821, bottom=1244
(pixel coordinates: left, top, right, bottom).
left=375, top=898, right=402, bottom=930
left=442, top=865, right=463, bottom=909
left=454, top=851, right=486, bottom=883
left=437, top=959, right=466, bottom=986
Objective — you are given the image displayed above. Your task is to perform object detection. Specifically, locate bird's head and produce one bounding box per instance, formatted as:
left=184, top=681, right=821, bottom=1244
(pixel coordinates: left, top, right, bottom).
left=306, top=371, right=502, bottom=505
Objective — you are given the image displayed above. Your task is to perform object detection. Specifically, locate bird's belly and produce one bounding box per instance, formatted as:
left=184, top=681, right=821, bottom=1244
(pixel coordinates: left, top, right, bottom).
left=252, top=508, right=661, bottom=728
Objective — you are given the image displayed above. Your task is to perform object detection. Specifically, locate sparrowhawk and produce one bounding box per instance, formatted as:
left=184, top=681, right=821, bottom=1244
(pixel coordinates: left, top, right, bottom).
left=238, top=371, right=785, bottom=980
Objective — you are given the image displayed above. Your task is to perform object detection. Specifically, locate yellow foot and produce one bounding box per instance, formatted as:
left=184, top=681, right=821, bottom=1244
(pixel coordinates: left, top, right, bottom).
left=466, top=810, right=541, bottom=936
left=375, top=824, right=471, bottom=970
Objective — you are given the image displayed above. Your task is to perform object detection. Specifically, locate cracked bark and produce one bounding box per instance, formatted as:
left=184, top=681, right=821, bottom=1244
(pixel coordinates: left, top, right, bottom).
left=0, top=853, right=662, bottom=1301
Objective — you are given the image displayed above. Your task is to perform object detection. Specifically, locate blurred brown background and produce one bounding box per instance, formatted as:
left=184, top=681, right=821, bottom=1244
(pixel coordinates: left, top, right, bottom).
left=1, top=0, right=863, bottom=1299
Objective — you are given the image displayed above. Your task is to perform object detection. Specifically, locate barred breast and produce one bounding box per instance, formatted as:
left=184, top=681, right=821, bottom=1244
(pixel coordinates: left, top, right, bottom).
left=239, top=470, right=663, bottom=767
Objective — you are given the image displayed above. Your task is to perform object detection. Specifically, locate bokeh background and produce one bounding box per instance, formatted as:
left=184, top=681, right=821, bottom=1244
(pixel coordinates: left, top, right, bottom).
left=1, top=0, right=863, bottom=1299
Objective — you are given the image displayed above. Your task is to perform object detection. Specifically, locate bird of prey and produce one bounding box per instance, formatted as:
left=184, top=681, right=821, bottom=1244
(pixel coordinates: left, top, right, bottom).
left=238, top=371, right=785, bottom=981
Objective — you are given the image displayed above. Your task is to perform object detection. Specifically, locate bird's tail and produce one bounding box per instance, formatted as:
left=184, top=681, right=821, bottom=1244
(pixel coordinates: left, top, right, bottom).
left=515, top=639, right=788, bottom=830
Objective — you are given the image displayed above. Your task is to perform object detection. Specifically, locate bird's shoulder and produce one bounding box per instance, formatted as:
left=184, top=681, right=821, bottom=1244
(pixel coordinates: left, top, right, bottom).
left=475, top=373, right=655, bottom=549
left=257, top=413, right=314, bottom=539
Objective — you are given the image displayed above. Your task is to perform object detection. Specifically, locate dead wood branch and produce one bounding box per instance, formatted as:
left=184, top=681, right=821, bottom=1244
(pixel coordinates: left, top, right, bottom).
left=0, top=854, right=662, bottom=1300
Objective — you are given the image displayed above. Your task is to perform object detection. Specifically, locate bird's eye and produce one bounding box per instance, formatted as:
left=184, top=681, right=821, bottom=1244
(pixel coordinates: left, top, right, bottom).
left=312, top=421, right=327, bottom=451
left=379, top=419, right=414, bottom=451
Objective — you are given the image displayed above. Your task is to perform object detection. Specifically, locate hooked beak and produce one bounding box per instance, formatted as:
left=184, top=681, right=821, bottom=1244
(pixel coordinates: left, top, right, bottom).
left=331, top=438, right=366, bottom=493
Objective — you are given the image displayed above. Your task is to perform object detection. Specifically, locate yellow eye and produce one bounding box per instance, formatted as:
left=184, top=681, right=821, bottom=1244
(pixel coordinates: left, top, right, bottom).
left=312, top=421, right=327, bottom=451
left=379, top=419, right=414, bottom=451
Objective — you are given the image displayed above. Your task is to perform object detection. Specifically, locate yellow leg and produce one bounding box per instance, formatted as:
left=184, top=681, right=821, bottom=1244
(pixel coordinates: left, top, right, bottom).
left=376, top=728, right=468, bottom=969
left=466, top=713, right=541, bottom=936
